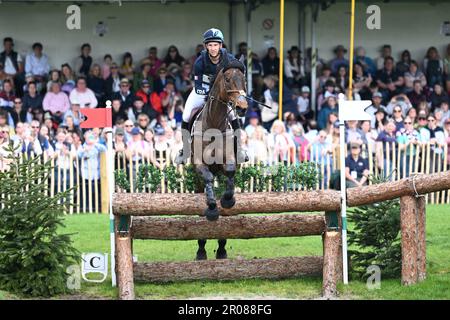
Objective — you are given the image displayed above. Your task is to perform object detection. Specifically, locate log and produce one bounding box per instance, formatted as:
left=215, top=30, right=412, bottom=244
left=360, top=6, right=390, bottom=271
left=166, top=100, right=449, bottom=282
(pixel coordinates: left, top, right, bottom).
left=401, top=195, right=419, bottom=285
left=133, top=256, right=323, bottom=282
left=113, top=190, right=341, bottom=216
left=322, top=231, right=342, bottom=298
left=116, top=235, right=135, bottom=300
left=113, top=171, right=450, bottom=216
left=348, top=171, right=450, bottom=207
left=132, top=214, right=326, bottom=240
left=416, top=196, right=426, bottom=282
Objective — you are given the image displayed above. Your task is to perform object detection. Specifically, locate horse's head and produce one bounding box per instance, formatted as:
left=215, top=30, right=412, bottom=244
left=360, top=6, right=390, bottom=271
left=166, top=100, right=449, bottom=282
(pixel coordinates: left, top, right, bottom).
left=217, top=61, right=248, bottom=117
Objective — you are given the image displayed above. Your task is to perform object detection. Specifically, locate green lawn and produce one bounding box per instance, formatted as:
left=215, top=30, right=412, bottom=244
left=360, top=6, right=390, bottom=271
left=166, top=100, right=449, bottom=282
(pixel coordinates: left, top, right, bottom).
left=1, top=205, right=449, bottom=300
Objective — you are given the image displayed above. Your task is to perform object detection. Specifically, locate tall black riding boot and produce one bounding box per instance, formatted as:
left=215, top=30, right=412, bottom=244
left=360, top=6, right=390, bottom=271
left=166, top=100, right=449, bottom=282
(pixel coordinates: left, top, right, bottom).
left=175, top=121, right=190, bottom=164
left=231, top=118, right=249, bottom=163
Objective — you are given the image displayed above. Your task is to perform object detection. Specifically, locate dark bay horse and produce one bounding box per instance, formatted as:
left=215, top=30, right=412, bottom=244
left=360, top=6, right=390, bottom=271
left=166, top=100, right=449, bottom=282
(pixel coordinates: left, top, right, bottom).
left=189, top=60, right=248, bottom=259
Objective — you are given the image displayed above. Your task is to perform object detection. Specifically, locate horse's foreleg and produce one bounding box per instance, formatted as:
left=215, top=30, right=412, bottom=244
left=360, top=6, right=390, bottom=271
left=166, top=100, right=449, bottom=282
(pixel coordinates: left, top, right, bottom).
left=220, top=163, right=236, bottom=209
left=197, top=165, right=219, bottom=221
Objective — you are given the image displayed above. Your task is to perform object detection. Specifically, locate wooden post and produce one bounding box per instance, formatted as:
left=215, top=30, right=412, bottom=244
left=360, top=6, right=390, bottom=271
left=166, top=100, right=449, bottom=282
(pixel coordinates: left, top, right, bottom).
left=100, top=152, right=109, bottom=213
left=400, top=195, right=426, bottom=285
left=322, top=231, right=342, bottom=298
left=115, top=215, right=135, bottom=300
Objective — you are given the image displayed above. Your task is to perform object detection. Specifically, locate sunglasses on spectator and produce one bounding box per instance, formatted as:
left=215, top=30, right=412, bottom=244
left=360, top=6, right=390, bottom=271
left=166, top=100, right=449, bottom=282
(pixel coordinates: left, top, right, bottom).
left=394, top=109, right=402, bottom=113
left=404, top=121, right=412, bottom=124
left=120, top=84, right=129, bottom=87
left=418, top=118, right=427, bottom=121
left=14, top=101, right=22, bottom=104
left=31, top=126, right=39, bottom=129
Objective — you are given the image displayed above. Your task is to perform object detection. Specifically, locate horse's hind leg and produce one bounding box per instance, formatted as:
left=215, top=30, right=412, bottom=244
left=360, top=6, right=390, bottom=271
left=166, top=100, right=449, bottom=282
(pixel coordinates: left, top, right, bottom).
left=216, top=239, right=227, bottom=259
left=220, top=163, right=236, bottom=209
left=196, top=239, right=207, bottom=260
left=197, top=164, right=219, bottom=221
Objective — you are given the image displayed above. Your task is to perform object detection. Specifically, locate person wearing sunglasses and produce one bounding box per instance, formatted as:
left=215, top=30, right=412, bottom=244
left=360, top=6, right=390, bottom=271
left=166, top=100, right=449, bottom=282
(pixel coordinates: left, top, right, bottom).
left=391, top=105, right=405, bottom=131
left=397, top=116, right=422, bottom=177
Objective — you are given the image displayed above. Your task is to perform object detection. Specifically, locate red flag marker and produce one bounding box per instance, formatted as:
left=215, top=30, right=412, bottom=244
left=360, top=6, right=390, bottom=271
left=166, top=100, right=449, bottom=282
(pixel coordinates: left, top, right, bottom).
left=80, top=107, right=112, bottom=129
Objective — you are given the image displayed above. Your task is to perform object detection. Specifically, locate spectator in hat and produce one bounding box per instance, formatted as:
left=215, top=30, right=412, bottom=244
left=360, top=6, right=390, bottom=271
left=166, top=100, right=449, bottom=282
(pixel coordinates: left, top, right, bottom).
left=69, top=76, right=98, bottom=108
left=153, top=67, right=174, bottom=94
left=297, top=85, right=311, bottom=124
left=113, top=127, right=127, bottom=153
left=126, top=126, right=152, bottom=162
left=345, top=142, right=369, bottom=188
left=376, top=44, right=393, bottom=71
left=354, top=46, right=376, bottom=77
left=43, top=81, right=71, bottom=122
left=112, top=78, right=135, bottom=111
left=376, top=56, right=404, bottom=101
left=284, top=45, right=305, bottom=89
left=133, top=60, right=153, bottom=93
left=135, top=79, right=153, bottom=105
left=365, top=92, right=386, bottom=128
left=244, top=111, right=263, bottom=138
left=105, top=62, right=124, bottom=98
left=74, top=43, right=93, bottom=77
left=329, top=45, right=349, bottom=74
left=63, top=99, right=85, bottom=127
left=25, top=42, right=50, bottom=83
left=262, top=47, right=280, bottom=77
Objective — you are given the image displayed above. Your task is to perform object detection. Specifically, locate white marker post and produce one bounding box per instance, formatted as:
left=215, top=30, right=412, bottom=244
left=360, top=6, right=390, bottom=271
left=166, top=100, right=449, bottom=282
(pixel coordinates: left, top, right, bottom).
left=105, top=100, right=117, bottom=287
left=337, top=93, right=372, bottom=285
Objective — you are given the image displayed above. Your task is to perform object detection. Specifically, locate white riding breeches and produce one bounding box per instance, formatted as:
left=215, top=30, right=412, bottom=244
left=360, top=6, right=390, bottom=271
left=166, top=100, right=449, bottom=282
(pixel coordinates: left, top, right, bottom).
left=182, top=90, right=237, bottom=123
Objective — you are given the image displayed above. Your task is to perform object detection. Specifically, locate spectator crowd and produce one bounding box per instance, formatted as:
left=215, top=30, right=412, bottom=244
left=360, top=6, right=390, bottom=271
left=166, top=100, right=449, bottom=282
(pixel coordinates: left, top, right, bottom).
left=1, top=36, right=450, bottom=189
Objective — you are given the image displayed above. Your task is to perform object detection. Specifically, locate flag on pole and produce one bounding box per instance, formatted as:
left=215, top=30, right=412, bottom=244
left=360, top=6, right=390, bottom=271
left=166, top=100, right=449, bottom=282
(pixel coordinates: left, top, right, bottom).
left=80, top=108, right=112, bottom=129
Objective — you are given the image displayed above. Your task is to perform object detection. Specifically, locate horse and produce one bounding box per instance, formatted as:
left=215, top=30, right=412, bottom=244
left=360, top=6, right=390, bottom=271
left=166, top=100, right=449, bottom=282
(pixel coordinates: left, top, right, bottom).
left=188, top=60, right=248, bottom=260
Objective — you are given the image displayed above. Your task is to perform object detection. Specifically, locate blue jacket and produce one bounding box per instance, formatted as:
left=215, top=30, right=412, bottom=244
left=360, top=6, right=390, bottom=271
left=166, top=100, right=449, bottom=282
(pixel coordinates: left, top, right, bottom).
left=193, top=48, right=237, bottom=95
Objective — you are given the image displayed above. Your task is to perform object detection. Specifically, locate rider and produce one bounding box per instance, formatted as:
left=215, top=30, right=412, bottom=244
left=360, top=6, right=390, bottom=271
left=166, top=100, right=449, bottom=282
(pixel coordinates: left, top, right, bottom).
left=175, top=28, right=248, bottom=164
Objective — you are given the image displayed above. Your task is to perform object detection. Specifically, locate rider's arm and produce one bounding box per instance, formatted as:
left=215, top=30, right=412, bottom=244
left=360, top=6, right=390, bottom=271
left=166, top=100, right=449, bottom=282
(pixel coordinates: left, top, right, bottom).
left=193, top=59, right=206, bottom=95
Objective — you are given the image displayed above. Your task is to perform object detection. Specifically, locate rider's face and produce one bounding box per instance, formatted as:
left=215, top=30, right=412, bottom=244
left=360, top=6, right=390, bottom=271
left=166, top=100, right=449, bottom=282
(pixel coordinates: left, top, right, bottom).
left=205, top=42, right=222, bottom=58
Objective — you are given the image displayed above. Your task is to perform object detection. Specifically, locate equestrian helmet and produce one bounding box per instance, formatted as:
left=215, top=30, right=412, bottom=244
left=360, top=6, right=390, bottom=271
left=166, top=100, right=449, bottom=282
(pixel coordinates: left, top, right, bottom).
left=203, top=28, right=224, bottom=44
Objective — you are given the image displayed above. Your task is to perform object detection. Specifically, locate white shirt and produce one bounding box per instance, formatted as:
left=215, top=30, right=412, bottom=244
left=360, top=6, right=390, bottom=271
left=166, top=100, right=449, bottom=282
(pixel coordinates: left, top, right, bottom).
left=4, top=54, right=22, bottom=75
left=25, top=53, right=50, bottom=77
left=297, top=96, right=309, bottom=114
left=69, top=88, right=98, bottom=108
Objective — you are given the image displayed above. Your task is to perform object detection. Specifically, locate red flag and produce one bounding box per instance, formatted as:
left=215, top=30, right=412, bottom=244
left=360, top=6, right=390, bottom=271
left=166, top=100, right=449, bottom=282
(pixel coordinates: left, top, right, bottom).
left=80, top=108, right=112, bottom=129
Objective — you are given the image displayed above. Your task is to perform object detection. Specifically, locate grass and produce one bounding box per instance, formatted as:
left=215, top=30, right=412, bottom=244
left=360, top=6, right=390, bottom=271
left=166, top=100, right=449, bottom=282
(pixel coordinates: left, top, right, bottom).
left=1, top=205, right=449, bottom=300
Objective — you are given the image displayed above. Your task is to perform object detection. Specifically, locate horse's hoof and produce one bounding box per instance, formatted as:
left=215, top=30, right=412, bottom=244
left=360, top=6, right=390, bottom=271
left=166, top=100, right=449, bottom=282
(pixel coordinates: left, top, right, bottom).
left=220, top=196, right=236, bottom=209
left=196, top=249, right=207, bottom=261
left=204, top=207, right=219, bottom=221
left=216, top=248, right=227, bottom=259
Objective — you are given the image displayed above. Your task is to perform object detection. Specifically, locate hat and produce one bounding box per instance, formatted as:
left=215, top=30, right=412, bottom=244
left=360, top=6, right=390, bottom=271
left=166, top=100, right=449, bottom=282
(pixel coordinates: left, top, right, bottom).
left=131, top=127, right=141, bottom=135
left=120, top=78, right=130, bottom=85
left=115, top=127, right=125, bottom=135
left=141, top=79, right=150, bottom=86
left=154, top=125, right=165, bottom=136
left=373, top=92, right=383, bottom=99
left=334, top=45, right=347, bottom=53
left=44, top=112, right=52, bottom=120
left=350, top=142, right=361, bottom=149
left=248, top=111, right=259, bottom=119
left=301, top=86, right=310, bottom=93
left=71, top=99, right=80, bottom=105
left=25, top=72, right=34, bottom=78
left=288, top=45, right=300, bottom=53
